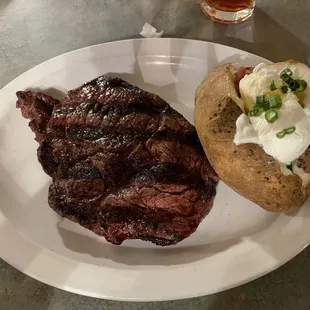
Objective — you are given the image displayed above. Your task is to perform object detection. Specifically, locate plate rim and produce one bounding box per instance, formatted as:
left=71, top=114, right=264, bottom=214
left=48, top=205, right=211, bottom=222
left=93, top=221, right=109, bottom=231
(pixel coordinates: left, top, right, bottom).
left=0, top=38, right=309, bottom=301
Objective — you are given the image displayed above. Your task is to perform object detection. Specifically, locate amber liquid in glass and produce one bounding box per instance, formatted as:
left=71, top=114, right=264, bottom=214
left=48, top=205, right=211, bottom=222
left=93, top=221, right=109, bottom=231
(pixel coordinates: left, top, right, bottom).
left=200, top=0, right=255, bottom=23
left=202, top=0, right=253, bottom=12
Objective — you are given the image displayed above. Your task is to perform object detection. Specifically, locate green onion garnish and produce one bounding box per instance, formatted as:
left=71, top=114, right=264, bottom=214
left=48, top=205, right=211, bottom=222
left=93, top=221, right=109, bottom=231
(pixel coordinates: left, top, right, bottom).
left=256, top=95, right=265, bottom=107
left=276, top=130, right=286, bottom=139
left=280, top=68, right=293, bottom=78
left=276, top=126, right=296, bottom=139
left=249, top=105, right=262, bottom=116
left=270, top=80, right=277, bottom=91
left=250, top=109, right=259, bottom=117
left=289, top=80, right=300, bottom=91
left=281, top=73, right=294, bottom=85
left=265, top=109, right=278, bottom=123
left=279, top=68, right=307, bottom=92
left=254, top=95, right=269, bottom=111
left=269, top=95, right=282, bottom=109
left=284, top=126, right=296, bottom=134
left=262, top=100, right=270, bottom=111
left=281, top=85, right=288, bottom=93
left=295, top=80, right=307, bottom=92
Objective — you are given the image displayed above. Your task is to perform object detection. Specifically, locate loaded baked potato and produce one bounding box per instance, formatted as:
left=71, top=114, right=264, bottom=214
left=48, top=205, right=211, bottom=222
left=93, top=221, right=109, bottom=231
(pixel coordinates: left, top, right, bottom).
left=195, top=61, right=310, bottom=212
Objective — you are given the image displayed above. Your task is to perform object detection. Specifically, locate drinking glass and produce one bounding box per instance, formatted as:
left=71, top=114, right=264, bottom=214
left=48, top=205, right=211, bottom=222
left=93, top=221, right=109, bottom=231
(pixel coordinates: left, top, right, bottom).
left=200, top=0, right=255, bottom=24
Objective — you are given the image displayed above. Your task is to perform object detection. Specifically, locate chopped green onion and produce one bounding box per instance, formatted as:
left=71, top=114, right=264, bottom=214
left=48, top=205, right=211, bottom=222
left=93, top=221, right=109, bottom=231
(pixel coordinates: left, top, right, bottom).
left=281, top=73, right=294, bottom=84
left=249, top=105, right=262, bottom=116
left=276, top=126, right=296, bottom=139
left=270, top=80, right=277, bottom=91
left=256, top=95, right=266, bottom=107
left=295, top=80, right=307, bottom=92
left=284, top=126, right=296, bottom=134
left=289, top=80, right=300, bottom=91
left=280, top=68, right=293, bottom=78
left=269, top=95, right=282, bottom=109
left=265, top=109, right=278, bottom=123
left=286, top=163, right=293, bottom=171
left=254, top=95, right=269, bottom=111
left=262, top=100, right=270, bottom=111
left=276, top=130, right=286, bottom=139
left=281, top=85, right=288, bottom=93
left=249, top=109, right=259, bottom=116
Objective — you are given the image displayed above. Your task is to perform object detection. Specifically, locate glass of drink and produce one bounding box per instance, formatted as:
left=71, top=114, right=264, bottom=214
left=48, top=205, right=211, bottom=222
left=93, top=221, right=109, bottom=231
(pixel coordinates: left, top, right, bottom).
left=200, top=0, right=255, bottom=24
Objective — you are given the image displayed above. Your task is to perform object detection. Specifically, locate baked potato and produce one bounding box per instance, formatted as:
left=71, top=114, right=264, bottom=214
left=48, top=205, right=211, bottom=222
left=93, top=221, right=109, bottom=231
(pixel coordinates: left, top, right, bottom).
left=194, top=61, right=310, bottom=212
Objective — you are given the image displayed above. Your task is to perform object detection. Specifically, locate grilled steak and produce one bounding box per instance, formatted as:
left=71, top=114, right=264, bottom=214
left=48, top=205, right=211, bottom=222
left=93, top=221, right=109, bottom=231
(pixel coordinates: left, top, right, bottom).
left=16, top=76, right=218, bottom=246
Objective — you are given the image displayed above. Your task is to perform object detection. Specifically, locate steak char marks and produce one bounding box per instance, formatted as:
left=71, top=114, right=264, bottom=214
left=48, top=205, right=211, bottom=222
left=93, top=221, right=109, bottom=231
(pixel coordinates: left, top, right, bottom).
left=16, top=76, right=218, bottom=246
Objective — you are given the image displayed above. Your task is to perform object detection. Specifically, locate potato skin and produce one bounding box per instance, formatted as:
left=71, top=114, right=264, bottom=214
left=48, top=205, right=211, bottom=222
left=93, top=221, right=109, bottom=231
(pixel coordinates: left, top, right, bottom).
left=194, top=64, right=310, bottom=212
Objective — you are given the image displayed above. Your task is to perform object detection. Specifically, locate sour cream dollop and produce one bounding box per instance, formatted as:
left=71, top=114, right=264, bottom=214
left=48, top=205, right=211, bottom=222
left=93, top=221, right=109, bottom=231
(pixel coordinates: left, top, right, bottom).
left=234, top=63, right=310, bottom=164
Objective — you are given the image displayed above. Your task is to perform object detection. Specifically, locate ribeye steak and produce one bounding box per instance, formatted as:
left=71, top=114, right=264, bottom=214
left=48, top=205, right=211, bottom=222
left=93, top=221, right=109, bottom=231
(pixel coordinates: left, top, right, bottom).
left=16, top=76, right=218, bottom=246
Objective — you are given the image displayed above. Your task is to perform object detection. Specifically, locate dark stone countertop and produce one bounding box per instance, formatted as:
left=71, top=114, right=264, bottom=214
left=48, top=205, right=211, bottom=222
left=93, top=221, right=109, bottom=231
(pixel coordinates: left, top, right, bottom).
left=1, top=0, right=310, bottom=309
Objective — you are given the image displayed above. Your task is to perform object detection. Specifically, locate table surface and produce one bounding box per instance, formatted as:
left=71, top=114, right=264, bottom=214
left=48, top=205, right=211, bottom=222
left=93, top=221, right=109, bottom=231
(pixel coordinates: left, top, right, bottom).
left=1, top=0, right=310, bottom=309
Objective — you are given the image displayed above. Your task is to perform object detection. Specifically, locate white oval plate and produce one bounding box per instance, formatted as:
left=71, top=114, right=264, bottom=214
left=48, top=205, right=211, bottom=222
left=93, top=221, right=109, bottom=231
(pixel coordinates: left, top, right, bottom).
left=0, top=38, right=309, bottom=301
